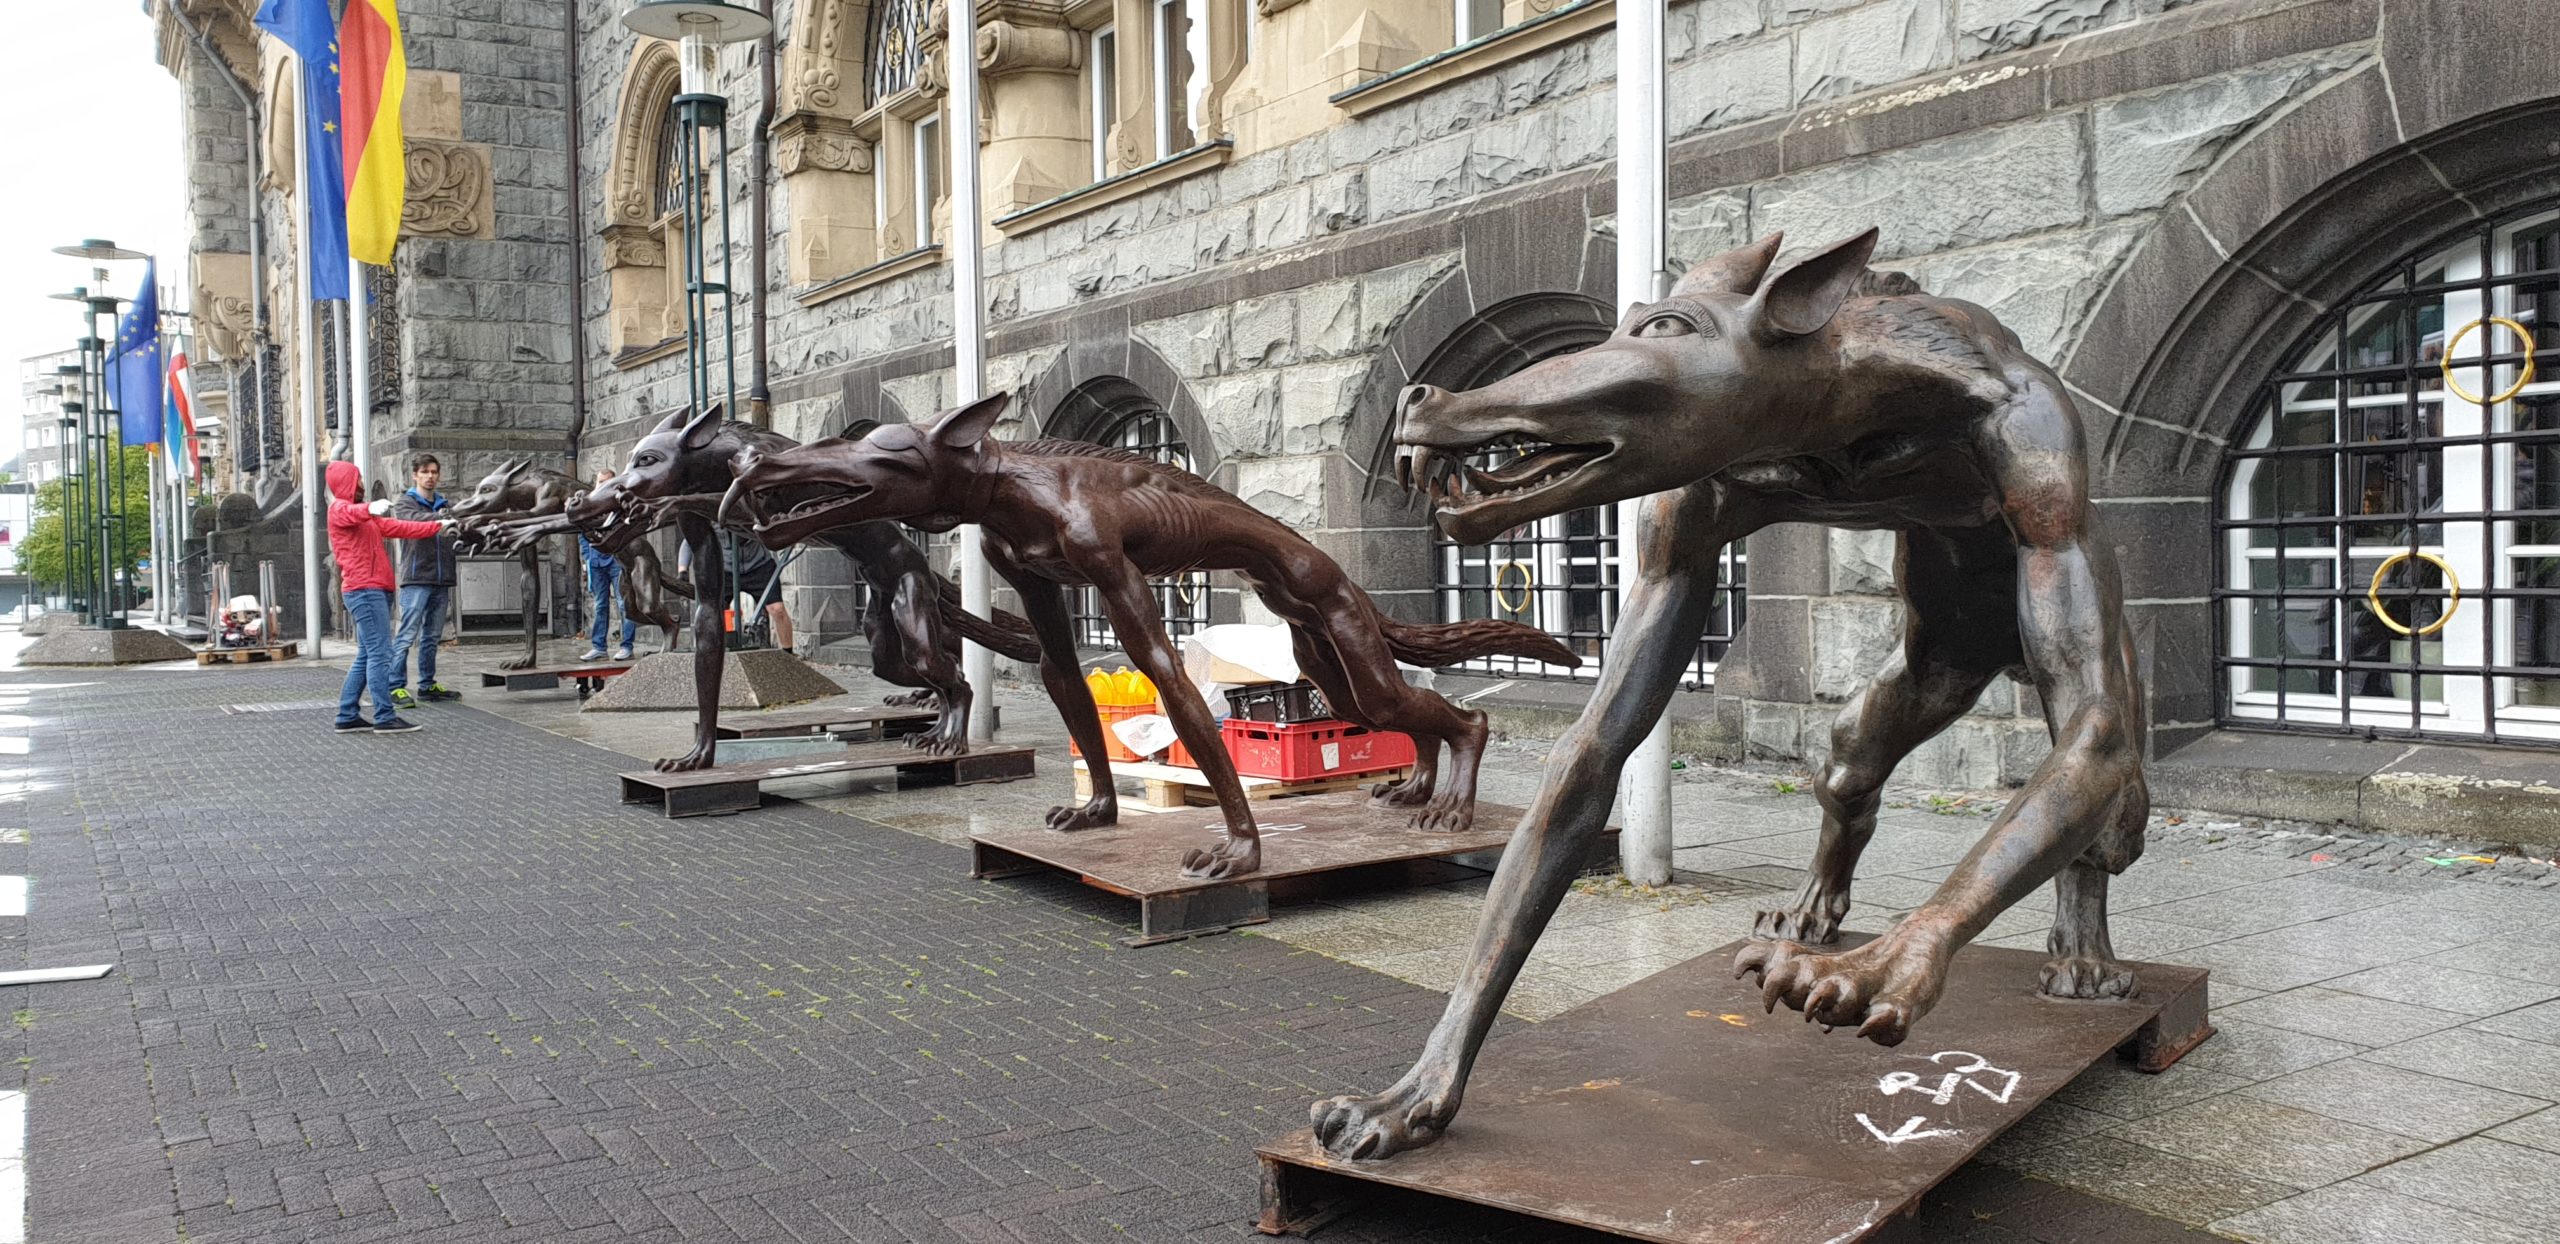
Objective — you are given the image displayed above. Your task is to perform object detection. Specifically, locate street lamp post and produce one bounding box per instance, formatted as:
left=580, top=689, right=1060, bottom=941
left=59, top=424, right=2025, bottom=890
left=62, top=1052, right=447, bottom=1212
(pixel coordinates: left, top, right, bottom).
left=621, top=1, right=773, bottom=647
left=51, top=241, right=147, bottom=629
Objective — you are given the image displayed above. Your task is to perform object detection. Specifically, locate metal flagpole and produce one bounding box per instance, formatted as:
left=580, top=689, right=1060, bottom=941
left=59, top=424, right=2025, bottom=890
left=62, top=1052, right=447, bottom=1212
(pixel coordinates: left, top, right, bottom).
left=295, top=73, right=327, bottom=658
left=351, top=257, right=370, bottom=476
left=949, top=0, right=996, bottom=743
left=1614, top=0, right=1672, bottom=885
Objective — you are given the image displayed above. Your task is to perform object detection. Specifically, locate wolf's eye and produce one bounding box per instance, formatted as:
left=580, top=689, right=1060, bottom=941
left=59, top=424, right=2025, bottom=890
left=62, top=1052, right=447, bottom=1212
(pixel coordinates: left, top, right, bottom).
left=1634, top=312, right=1696, bottom=338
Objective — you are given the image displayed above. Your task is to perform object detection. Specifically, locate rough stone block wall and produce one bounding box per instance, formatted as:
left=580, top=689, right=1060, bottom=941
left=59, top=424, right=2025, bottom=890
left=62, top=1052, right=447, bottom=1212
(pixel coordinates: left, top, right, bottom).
left=381, top=0, right=577, bottom=493
left=178, top=44, right=252, bottom=259
left=565, top=0, right=2407, bottom=783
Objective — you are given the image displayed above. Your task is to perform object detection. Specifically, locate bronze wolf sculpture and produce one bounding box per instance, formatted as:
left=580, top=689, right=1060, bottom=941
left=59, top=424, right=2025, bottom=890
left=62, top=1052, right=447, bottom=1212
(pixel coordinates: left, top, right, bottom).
left=548, top=406, right=1042, bottom=770
left=448, top=458, right=684, bottom=669
left=1310, top=228, right=2150, bottom=1159
left=720, top=394, right=1580, bottom=881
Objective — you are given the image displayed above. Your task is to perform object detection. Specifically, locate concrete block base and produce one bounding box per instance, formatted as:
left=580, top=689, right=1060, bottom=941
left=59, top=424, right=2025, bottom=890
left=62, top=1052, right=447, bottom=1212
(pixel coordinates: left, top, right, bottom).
left=581, top=648, right=844, bottom=712
left=20, top=626, right=198, bottom=666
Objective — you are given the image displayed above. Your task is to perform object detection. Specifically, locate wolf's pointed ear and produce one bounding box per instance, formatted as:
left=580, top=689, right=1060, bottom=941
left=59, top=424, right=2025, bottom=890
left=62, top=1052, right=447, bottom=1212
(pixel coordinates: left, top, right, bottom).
left=1753, top=229, right=1879, bottom=341
left=930, top=392, right=1013, bottom=450
left=648, top=406, right=689, bottom=436
left=494, top=456, right=530, bottom=486
left=678, top=403, right=723, bottom=452
left=1669, top=232, right=1783, bottom=298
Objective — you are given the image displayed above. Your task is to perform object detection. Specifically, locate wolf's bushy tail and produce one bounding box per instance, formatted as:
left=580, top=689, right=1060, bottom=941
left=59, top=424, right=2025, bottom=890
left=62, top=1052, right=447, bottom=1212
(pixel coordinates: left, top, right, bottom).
left=1379, top=615, right=1580, bottom=671
left=931, top=573, right=1044, bottom=663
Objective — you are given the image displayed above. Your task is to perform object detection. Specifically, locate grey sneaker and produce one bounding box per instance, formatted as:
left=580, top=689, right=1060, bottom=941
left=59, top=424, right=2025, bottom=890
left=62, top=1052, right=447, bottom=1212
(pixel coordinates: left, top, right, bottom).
left=610, top=646, right=633, bottom=661
left=577, top=647, right=608, bottom=662
left=373, top=717, right=423, bottom=734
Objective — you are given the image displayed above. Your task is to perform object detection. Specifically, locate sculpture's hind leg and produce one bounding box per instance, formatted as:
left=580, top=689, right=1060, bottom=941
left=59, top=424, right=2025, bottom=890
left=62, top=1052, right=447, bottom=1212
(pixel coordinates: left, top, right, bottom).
left=1284, top=627, right=1440, bottom=810
left=1762, top=530, right=2014, bottom=945
left=1277, top=586, right=1487, bottom=833
left=883, top=571, right=971, bottom=755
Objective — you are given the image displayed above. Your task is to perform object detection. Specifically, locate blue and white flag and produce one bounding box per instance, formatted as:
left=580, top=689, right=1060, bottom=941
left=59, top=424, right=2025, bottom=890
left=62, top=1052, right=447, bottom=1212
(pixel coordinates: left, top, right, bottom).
left=112, top=258, right=163, bottom=446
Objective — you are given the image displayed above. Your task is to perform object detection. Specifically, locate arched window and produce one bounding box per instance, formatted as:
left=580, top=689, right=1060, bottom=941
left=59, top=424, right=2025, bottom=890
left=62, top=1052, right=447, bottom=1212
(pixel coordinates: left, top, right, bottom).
left=1048, top=380, right=1211, bottom=652
left=1424, top=296, right=1747, bottom=684
left=2219, top=203, right=2560, bottom=742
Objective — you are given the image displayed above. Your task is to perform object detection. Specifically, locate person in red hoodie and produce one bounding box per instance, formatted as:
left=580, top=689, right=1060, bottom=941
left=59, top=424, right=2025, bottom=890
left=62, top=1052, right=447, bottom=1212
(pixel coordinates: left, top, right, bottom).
left=327, top=460, right=455, bottom=733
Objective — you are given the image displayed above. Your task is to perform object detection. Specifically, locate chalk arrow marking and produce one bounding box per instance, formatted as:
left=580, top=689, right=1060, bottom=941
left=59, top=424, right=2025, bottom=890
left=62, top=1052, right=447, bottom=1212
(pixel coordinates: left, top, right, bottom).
left=1855, top=1113, right=1958, bottom=1145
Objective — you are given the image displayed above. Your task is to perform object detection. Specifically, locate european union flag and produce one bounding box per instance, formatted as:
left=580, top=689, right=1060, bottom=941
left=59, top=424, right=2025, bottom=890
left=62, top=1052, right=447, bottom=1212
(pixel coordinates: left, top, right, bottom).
left=255, top=0, right=349, bottom=301
left=112, top=258, right=164, bottom=446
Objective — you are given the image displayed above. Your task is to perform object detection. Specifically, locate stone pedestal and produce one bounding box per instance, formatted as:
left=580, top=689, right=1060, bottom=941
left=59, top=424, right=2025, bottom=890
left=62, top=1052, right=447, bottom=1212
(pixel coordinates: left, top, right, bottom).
left=580, top=648, right=844, bottom=711
left=21, top=627, right=199, bottom=666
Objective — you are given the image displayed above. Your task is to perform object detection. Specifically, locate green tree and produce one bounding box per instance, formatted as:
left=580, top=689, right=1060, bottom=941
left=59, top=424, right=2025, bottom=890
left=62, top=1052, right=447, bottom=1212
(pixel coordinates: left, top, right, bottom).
left=20, top=445, right=157, bottom=593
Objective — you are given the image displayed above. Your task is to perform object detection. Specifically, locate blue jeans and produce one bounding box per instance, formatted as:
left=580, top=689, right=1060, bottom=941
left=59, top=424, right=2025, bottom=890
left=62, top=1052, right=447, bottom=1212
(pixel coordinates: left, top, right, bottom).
left=337, top=588, right=399, bottom=726
left=391, top=584, right=450, bottom=692
left=588, top=562, right=634, bottom=650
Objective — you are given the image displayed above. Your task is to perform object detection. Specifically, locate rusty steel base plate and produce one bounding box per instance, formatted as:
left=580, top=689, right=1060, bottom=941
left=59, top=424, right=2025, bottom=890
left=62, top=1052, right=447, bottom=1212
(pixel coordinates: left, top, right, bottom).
left=1258, top=935, right=2211, bottom=1242
left=970, top=793, right=1614, bottom=946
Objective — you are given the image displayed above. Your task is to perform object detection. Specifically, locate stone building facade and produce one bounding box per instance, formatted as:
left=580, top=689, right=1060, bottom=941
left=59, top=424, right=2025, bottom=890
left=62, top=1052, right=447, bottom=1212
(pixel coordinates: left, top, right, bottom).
left=156, top=0, right=578, bottom=630
left=160, top=0, right=2560, bottom=832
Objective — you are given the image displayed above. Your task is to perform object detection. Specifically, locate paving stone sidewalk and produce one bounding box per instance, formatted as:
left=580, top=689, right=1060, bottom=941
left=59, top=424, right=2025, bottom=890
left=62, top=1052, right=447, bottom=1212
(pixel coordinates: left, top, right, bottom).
left=12, top=642, right=2558, bottom=1242
left=461, top=638, right=2560, bottom=1244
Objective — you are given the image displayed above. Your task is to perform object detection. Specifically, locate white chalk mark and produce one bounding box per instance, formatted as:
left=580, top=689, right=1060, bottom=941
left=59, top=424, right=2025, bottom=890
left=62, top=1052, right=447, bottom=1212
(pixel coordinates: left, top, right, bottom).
left=1855, top=1113, right=1958, bottom=1145
left=1879, top=1051, right=2020, bottom=1106
left=0, top=965, right=112, bottom=986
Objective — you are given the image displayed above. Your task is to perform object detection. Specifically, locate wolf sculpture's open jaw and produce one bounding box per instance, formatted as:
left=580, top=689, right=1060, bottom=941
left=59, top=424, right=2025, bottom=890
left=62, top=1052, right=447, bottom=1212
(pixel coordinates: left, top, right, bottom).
left=1393, top=434, right=1615, bottom=547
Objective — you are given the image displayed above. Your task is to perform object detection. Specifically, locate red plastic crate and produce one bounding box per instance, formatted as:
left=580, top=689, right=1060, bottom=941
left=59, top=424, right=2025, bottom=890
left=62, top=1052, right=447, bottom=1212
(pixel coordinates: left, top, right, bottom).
left=1070, top=701, right=1158, bottom=764
left=1221, top=718, right=1416, bottom=782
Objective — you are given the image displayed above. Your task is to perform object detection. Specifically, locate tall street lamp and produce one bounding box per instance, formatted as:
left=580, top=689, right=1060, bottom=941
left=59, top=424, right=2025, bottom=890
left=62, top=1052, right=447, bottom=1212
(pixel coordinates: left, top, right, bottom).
left=620, top=1, right=772, bottom=646
left=51, top=240, right=147, bottom=629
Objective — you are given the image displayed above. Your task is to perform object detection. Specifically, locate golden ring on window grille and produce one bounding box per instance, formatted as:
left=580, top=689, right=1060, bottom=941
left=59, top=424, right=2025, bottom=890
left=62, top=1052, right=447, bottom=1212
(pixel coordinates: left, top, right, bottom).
left=2365, top=550, right=2462, bottom=638
left=1492, top=561, right=1535, bottom=616
left=2440, top=316, right=2538, bottom=406
left=1175, top=572, right=1205, bottom=608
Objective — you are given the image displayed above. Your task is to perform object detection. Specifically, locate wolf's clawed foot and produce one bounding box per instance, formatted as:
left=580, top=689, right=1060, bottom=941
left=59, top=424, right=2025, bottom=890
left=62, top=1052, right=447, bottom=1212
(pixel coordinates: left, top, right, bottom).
left=655, top=740, right=718, bottom=773
left=1045, top=794, right=1117, bottom=833
left=1752, top=879, right=1853, bottom=945
left=2040, top=955, right=2137, bottom=1000
left=1179, top=834, right=1261, bottom=880
left=882, top=689, right=936, bottom=708
left=1311, top=1072, right=1458, bottom=1160
left=1369, top=773, right=1433, bottom=807
left=1734, top=930, right=1951, bottom=1047
left=1405, top=797, right=1474, bottom=834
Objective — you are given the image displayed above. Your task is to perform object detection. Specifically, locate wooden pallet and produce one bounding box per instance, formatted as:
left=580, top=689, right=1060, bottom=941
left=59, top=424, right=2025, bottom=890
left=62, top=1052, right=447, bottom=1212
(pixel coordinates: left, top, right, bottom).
left=196, top=643, right=299, bottom=665
left=1072, top=758, right=1412, bottom=810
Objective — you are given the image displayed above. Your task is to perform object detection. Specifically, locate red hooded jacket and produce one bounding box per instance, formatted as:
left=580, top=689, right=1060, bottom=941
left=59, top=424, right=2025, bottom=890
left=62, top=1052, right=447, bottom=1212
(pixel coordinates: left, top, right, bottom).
left=327, top=460, right=446, bottom=593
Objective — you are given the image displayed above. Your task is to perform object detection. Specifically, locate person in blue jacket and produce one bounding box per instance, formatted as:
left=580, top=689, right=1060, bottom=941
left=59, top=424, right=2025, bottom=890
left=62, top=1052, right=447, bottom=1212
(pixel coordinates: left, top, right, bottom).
left=578, top=469, right=636, bottom=662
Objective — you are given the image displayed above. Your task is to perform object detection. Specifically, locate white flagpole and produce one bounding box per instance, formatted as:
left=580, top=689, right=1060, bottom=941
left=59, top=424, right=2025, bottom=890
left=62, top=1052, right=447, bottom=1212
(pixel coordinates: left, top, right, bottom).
left=1614, top=0, right=1672, bottom=885
left=295, top=76, right=326, bottom=658
left=350, top=257, right=370, bottom=473
left=949, top=0, right=996, bottom=743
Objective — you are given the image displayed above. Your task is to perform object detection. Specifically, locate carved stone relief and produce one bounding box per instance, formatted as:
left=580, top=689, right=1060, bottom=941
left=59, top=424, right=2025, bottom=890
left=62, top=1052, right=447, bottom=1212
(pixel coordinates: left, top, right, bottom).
left=401, top=139, right=495, bottom=240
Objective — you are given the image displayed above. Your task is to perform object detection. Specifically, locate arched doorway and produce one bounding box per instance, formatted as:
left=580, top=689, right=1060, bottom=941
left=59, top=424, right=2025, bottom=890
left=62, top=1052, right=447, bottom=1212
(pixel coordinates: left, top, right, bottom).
left=1421, top=295, right=1747, bottom=684
left=2217, top=201, right=2560, bottom=743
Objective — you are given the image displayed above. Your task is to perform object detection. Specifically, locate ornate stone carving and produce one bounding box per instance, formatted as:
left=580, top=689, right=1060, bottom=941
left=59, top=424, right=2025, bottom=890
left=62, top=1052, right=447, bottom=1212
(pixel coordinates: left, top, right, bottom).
left=600, top=224, right=666, bottom=271
left=785, top=0, right=865, bottom=116
left=773, top=113, right=874, bottom=176
left=606, top=42, right=683, bottom=226
left=400, top=139, right=494, bottom=239
left=191, top=252, right=257, bottom=365
left=977, top=19, right=1084, bottom=75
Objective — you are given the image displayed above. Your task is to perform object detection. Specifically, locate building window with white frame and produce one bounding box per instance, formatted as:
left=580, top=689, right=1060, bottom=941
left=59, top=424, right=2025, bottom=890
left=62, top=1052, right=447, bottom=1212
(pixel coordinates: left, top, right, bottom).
left=1088, top=25, right=1117, bottom=182
left=913, top=114, right=945, bottom=248
left=2219, top=202, right=2560, bottom=742
left=1454, top=0, right=1502, bottom=43
left=1152, top=0, right=1195, bottom=155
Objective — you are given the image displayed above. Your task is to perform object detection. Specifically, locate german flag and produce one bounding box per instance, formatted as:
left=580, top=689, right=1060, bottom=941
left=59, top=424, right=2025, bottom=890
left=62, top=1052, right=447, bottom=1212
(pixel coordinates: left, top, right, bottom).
left=340, top=0, right=407, bottom=266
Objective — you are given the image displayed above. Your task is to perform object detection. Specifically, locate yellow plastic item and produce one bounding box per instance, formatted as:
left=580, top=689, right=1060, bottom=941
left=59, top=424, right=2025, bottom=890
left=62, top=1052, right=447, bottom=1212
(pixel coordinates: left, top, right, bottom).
left=1116, top=668, right=1156, bottom=706
left=1084, top=669, right=1116, bottom=705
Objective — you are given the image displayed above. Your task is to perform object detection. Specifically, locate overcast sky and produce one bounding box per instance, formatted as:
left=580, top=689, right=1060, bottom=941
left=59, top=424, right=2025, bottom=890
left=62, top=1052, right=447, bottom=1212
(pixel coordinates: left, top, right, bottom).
left=1, top=3, right=189, bottom=461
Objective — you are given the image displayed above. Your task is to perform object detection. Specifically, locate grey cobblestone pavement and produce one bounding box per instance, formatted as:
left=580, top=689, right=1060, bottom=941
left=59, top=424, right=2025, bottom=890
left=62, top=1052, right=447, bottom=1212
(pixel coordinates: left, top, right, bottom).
left=8, top=641, right=2553, bottom=1243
